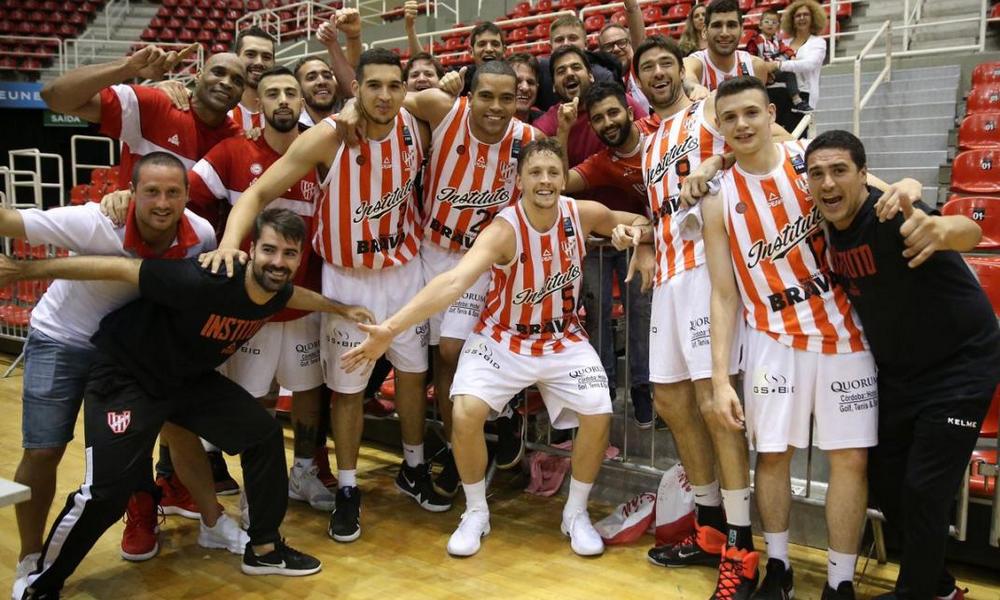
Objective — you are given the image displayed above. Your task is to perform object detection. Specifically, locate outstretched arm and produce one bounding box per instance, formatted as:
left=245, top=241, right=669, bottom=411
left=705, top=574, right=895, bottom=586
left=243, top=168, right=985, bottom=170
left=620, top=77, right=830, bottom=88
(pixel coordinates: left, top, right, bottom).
left=0, top=255, right=142, bottom=287
left=287, top=286, right=376, bottom=323
left=578, top=199, right=650, bottom=239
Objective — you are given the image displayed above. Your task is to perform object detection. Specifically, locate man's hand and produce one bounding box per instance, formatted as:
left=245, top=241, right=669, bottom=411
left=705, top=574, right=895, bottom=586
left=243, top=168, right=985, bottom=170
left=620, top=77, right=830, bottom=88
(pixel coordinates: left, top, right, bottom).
left=611, top=223, right=643, bottom=250
left=686, top=81, right=710, bottom=101
left=712, top=382, right=745, bottom=431
left=340, top=321, right=394, bottom=373
left=557, top=96, right=579, bottom=133
left=99, top=189, right=131, bottom=227
left=404, top=0, right=418, bottom=26
left=438, top=66, right=466, bottom=96
left=898, top=193, right=947, bottom=268
left=151, top=80, right=191, bottom=110
left=338, top=304, right=376, bottom=325
left=316, top=20, right=338, bottom=46
left=198, top=248, right=248, bottom=276
left=680, top=155, right=723, bottom=206
left=874, top=177, right=923, bottom=222
left=127, top=43, right=199, bottom=81
left=0, top=254, right=24, bottom=287
left=334, top=98, right=366, bottom=147
left=624, top=244, right=655, bottom=293
left=335, top=8, right=362, bottom=39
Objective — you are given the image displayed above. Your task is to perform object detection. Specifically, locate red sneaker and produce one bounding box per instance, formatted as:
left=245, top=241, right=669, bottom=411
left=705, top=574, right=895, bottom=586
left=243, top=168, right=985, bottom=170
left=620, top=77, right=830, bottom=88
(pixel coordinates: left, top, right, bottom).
left=363, top=395, right=395, bottom=418
left=711, top=545, right=760, bottom=599
left=121, top=491, right=161, bottom=561
left=314, top=446, right=338, bottom=489
left=157, top=474, right=200, bottom=520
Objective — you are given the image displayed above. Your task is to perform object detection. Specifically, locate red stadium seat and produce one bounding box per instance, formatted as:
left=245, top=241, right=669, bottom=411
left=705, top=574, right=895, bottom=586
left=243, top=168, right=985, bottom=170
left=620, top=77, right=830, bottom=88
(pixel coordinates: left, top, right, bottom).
left=968, top=86, right=1000, bottom=115
left=970, top=449, right=997, bottom=499
left=959, top=113, right=1000, bottom=151
left=642, top=6, right=662, bottom=24
left=584, top=14, right=604, bottom=32
left=665, top=3, right=692, bottom=23
left=196, top=29, right=212, bottom=42
left=210, top=42, right=227, bottom=53
left=973, top=62, right=1000, bottom=87
left=610, top=9, right=627, bottom=26
left=159, top=27, right=177, bottom=41
left=70, top=183, right=89, bottom=205
left=141, top=27, right=159, bottom=41
left=203, top=19, right=218, bottom=31
left=952, top=150, right=1000, bottom=194
left=166, top=17, right=183, bottom=29
left=964, top=255, right=1000, bottom=316
left=942, top=196, right=1000, bottom=249
left=183, top=18, right=200, bottom=29
left=508, top=27, right=528, bottom=43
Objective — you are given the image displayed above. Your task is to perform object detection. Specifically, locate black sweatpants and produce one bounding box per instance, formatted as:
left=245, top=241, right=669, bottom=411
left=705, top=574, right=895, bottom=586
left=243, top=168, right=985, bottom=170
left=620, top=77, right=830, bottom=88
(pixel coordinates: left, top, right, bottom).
left=869, top=384, right=994, bottom=600
left=27, top=356, right=288, bottom=595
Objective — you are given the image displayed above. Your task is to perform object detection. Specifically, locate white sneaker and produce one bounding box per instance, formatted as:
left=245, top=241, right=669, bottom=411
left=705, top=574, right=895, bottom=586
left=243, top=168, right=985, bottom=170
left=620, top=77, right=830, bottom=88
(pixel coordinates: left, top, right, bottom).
left=561, top=510, right=604, bottom=556
left=11, top=553, right=39, bottom=600
left=198, top=513, right=249, bottom=555
left=288, top=464, right=336, bottom=511
left=446, top=507, right=490, bottom=557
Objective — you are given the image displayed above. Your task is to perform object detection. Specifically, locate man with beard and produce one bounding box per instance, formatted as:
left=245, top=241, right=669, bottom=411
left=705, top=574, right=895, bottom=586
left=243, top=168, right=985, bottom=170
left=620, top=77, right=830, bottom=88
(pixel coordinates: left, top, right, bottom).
left=459, top=21, right=507, bottom=95
left=202, top=49, right=443, bottom=543
left=229, top=26, right=275, bottom=130
left=40, top=46, right=247, bottom=559
left=508, top=53, right=543, bottom=124
left=6, top=208, right=369, bottom=599
left=534, top=14, right=623, bottom=112
left=294, top=57, right=341, bottom=128
left=683, top=0, right=778, bottom=97
left=404, top=52, right=444, bottom=92
left=558, top=81, right=654, bottom=427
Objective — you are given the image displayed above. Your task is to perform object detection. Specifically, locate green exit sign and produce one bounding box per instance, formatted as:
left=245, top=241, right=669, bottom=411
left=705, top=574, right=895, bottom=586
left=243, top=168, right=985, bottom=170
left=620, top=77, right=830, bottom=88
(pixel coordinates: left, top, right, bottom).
left=43, top=111, right=87, bottom=127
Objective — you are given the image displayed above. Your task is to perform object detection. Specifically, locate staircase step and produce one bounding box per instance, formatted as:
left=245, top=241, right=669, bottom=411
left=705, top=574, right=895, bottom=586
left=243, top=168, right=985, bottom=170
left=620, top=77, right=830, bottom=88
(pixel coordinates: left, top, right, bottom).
left=844, top=133, right=951, bottom=152
left=865, top=166, right=941, bottom=187
left=822, top=88, right=960, bottom=107
left=818, top=115, right=956, bottom=136
left=821, top=76, right=961, bottom=98
left=865, top=150, right=949, bottom=168
left=821, top=65, right=961, bottom=86
left=817, top=101, right=956, bottom=123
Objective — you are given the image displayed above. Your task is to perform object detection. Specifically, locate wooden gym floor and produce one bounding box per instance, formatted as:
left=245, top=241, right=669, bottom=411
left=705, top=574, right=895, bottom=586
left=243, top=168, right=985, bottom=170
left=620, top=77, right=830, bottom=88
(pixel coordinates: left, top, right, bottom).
left=0, top=358, right=998, bottom=599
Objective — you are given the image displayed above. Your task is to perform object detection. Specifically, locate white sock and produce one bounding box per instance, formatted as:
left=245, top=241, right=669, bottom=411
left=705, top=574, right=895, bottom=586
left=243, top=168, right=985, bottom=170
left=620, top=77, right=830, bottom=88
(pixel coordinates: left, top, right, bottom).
left=293, top=457, right=314, bottom=471
left=563, top=477, right=593, bottom=519
left=692, top=481, right=722, bottom=507
left=764, top=530, right=790, bottom=568
left=338, top=469, right=357, bottom=489
left=827, top=549, right=857, bottom=589
left=201, top=439, right=219, bottom=452
left=721, top=487, right=752, bottom=527
left=403, top=443, right=424, bottom=468
left=462, top=479, right=488, bottom=511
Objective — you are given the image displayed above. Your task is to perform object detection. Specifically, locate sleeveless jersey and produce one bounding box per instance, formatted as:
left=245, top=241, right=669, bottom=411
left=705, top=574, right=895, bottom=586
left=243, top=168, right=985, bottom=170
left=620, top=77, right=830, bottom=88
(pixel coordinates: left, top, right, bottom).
left=314, top=109, right=424, bottom=269
left=475, top=197, right=588, bottom=356
left=690, top=49, right=756, bottom=90
left=424, top=97, right=536, bottom=252
left=228, top=102, right=264, bottom=131
left=720, top=140, right=867, bottom=354
left=642, top=100, right=727, bottom=285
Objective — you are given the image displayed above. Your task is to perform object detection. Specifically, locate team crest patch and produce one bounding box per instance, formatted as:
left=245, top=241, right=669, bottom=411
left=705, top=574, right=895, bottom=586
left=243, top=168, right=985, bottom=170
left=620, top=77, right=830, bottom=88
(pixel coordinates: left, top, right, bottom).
left=250, top=163, right=263, bottom=176
left=500, top=161, right=516, bottom=181
left=107, top=410, right=131, bottom=434
left=561, top=239, right=576, bottom=257
left=794, top=176, right=809, bottom=194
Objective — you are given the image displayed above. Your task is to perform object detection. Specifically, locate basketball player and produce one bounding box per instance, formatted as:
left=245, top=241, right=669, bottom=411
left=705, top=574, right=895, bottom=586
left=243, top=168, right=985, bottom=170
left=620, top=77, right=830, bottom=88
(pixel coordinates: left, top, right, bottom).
left=200, top=48, right=447, bottom=543
left=702, top=76, right=876, bottom=600
left=683, top=0, right=778, bottom=98
left=294, top=57, right=341, bottom=128
left=228, top=26, right=275, bottom=130
left=340, top=138, right=652, bottom=558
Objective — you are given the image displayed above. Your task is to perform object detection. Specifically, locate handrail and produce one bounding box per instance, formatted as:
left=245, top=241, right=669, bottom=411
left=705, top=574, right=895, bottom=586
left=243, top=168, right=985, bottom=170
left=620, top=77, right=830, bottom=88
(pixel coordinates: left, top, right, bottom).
left=61, top=38, right=203, bottom=82
left=70, top=135, right=117, bottom=188
left=8, top=150, right=64, bottom=207
left=104, top=0, right=131, bottom=41
left=368, top=10, right=576, bottom=54
left=852, top=20, right=891, bottom=136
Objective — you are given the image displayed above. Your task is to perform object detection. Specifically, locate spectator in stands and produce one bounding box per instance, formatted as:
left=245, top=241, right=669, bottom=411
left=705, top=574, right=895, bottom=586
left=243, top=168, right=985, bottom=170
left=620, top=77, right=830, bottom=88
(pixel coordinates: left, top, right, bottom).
left=508, top=52, right=543, bottom=123
left=806, top=129, right=997, bottom=600
left=229, top=26, right=276, bottom=129
left=778, top=0, right=828, bottom=110
left=404, top=0, right=426, bottom=56
left=678, top=2, right=708, bottom=57
left=598, top=0, right=648, bottom=115
left=313, top=8, right=368, bottom=94
left=403, top=51, right=444, bottom=92
left=559, top=81, right=654, bottom=426
left=745, top=8, right=813, bottom=113
left=460, top=21, right=507, bottom=94
left=293, top=57, right=342, bottom=128
left=535, top=14, right=623, bottom=112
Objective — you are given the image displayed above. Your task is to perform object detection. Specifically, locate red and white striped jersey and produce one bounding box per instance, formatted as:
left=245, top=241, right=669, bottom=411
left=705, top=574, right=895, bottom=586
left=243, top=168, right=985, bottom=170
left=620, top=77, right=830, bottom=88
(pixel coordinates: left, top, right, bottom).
left=720, top=140, right=867, bottom=354
left=423, top=97, right=537, bottom=253
left=98, top=84, right=241, bottom=190
left=187, top=134, right=323, bottom=322
left=689, top=49, right=756, bottom=90
left=228, top=102, right=264, bottom=131
left=314, top=109, right=424, bottom=269
left=642, top=100, right=727, bottom=286
left=475, top=196, right=588, bottom=356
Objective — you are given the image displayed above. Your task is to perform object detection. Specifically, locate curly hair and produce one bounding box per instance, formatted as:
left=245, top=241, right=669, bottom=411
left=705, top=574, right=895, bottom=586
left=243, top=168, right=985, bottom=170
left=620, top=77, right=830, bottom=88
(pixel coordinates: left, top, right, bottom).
left=781, top=0, right=827, bottom=36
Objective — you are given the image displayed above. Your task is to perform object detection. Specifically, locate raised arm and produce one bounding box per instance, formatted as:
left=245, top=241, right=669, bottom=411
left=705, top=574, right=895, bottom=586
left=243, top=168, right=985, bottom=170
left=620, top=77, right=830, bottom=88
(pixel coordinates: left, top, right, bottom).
left=624, top=0, right=646, bottom=48
left=41, top=44, right=197, bottom=121
left=0, top=255, right=142, bottom=287
left=703, top=192, right=744, bottom=430
left=404, top=0, right=427, bottom=55
left=335, top=8, right=364, bottom=69
left=316, top=18, right=357, bottom=100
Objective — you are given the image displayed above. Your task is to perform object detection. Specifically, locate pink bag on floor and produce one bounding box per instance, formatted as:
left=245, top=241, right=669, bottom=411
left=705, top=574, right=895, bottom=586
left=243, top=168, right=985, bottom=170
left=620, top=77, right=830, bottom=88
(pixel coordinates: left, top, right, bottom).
left=595, top=492, right=657, bottom=545
left=654, top=464, right=696, bottom=545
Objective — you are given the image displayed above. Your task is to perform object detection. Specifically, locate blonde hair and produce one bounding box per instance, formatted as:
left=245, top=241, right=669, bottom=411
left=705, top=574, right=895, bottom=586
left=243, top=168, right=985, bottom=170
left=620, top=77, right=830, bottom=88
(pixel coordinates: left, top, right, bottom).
left=678, top=4, right=706, bottom=56
left=781, top=0, right=827, bottom=37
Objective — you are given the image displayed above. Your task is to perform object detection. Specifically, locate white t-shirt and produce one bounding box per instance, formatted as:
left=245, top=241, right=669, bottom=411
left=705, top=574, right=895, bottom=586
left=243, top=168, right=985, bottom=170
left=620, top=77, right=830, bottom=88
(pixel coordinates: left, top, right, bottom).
left=21, top=202, right=217, bottom=348
left=778, top=35, right=827, bottom=108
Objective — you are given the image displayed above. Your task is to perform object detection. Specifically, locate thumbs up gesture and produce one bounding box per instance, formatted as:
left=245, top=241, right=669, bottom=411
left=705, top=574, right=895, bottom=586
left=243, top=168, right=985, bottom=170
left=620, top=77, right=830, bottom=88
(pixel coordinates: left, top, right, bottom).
left=898, top=192, right=946, bottom=268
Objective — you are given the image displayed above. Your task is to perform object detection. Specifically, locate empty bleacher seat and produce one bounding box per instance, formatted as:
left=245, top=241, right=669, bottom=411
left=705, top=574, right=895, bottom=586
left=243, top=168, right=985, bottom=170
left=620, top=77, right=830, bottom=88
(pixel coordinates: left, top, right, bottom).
left=967, top=86, right=1000, bottom=115
left=952, top=150, right=1000, bottom=194
left=942, top=196, right=1000, bottom=249
left=964, top=255, right=1000, bottom=315
left=959, top=113, right=1000, bottom=151
left=974, top=62, right=1000, bottom=87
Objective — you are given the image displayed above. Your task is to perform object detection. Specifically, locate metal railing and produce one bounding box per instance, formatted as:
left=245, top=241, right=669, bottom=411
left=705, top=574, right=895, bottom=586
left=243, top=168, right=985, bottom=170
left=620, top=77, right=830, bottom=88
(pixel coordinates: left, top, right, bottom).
left=851, top=19, right=892, bottom=136
left=346, top=0, right=459, bottom=26
left=103, top=0, right=132, bottom=41
left=8, top=149, right=65, bottom=208
left=235, top=0, right=340, bottom=46
left=70, top=135, right=117, bottom=188
left=0, top=34, right=62, bottom=73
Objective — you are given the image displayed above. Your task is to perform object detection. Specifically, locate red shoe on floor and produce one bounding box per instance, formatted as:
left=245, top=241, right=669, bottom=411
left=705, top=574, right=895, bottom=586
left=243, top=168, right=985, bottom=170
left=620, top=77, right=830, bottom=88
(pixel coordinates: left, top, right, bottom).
left=157, top=474, right=200, bottom=520
left=363, top=395, right=395, bottom=418
left=314, top=446, right=338, bottom=489
left=711, top=545, right=760, bottom=599
left=121, top=490, right=161, bottom=561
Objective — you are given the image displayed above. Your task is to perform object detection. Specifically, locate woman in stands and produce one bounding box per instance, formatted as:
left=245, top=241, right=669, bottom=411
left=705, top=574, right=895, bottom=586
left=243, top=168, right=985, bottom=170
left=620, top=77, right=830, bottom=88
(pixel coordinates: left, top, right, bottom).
left=778, top=0, right=828, bottom=109
left=678, top=3, right=708, bottom=56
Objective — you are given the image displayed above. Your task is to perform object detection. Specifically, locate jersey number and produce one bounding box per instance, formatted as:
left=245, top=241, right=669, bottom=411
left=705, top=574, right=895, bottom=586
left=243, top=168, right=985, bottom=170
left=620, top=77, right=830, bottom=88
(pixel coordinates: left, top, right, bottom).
left=469, top=209, right=492, bottom=234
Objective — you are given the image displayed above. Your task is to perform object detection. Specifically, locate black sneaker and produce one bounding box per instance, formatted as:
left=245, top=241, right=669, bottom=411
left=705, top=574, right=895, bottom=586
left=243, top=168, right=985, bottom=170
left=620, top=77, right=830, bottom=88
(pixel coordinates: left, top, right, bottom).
left=20, top=589, right=59, bottom=600
left=751, top=558, right=793, bottom=599
left=494, top=410, right=524, bottom=470
left=241, top=539, right=321, bottom=576
left=821, top=581, right=856, bottom=600
left=791, top=101, right=814, bottom=113
left=433, top=448, right=460, bottom=498
left=654, top=416, right=669, bottom=431
left=328, top=486, right=361, bottom=543
left=712, top=546, right=760, bottom=600
left=208, top=450, right=240, bottom=496
left=632, top=384, right=654, bottom=428
left=648, top=524, right=725, bottom=567
left=396, top=461, right=452, bottom=512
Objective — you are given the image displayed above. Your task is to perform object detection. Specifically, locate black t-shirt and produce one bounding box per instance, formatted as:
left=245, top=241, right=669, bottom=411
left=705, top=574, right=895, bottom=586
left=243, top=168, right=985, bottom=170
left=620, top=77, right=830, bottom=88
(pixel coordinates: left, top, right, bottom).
left=91, top=258, right=293, bottom=392
left=827, top=186, right=1000, bottom=400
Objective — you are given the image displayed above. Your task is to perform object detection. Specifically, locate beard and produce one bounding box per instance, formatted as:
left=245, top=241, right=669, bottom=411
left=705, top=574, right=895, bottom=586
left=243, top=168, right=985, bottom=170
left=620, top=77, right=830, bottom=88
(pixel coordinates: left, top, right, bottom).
left=265, top=112, right=299, bottom=132
left=598, top=122, right=630, bottom=148
left=252, top=262, right=292, bottom=292
left=305, top=91, right=336, bottom=112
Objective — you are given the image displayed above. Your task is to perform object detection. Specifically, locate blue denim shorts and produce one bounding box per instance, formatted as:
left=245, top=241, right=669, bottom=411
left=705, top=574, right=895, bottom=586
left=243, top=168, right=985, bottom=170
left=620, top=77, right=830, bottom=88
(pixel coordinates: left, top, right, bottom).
left=22, top=328, right=97, bottom=449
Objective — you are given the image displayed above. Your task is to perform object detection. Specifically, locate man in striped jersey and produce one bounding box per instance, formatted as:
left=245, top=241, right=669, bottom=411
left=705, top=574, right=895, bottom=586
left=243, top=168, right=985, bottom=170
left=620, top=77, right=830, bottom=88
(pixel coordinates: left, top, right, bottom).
left=702, top=76, right=877, bottom=600
left=228, top=26, right=275, bottom=131
left=339, top=138, right=651, bottom=558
